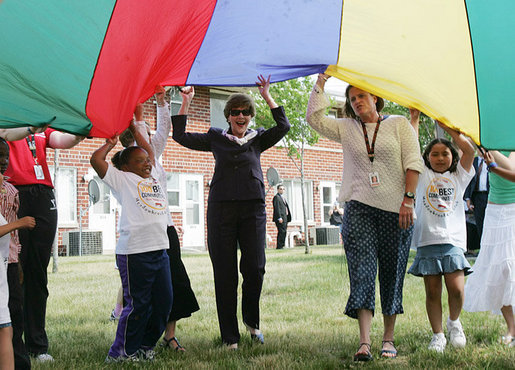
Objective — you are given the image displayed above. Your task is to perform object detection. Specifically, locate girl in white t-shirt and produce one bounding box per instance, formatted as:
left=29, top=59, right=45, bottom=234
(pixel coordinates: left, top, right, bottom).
left=408, top=114, right=475, bottom=353
left=91, top=137, right=172, bottom=362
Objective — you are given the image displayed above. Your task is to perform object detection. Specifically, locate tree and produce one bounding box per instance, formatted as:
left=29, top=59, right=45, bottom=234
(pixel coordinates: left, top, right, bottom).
left=382, top=101, right=436, bottom=150
left=250, top=77, right=320, bottom=254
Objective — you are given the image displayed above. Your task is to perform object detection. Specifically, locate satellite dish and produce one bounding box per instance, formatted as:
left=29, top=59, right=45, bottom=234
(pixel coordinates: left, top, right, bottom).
left=266, top=167, right=281, bottom=187
left=266, top=167, right=282, bottom=198
left=87, top=179, right=101, bottom=205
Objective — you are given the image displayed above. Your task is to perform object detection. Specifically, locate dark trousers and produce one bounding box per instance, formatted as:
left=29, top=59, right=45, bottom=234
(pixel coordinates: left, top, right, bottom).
left=471, top=191, right=488, bottom=240
left=16, top=185, right=57, bottom=355
left=7, top=263, right=30, bottom=369
left=166, top=226, right=199, bottom=322
left=207, top=200, right=266, bottom=344
left=275, top=221, right=287, bottom=249
left=342, top=201, right=412, bottom=319
left=109, top=250, right=173, bottom=357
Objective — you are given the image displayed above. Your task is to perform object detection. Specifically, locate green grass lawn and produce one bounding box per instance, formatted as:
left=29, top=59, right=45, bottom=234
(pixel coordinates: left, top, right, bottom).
left=33, top=245, right=514, bottom=369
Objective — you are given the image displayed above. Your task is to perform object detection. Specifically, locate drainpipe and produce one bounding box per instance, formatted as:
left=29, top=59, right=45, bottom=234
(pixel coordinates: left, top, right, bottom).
left=51, top=148, right=59, bottom=273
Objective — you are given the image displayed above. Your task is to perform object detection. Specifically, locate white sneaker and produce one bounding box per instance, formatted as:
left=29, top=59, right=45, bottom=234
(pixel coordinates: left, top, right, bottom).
left=136, top=348, right=155, bottom=361
left=447, top=317, right=466, bottom=348
left=500, top=335, right=515, bottom=347
left=35, top=353, right=54, bottom=362
left=105, top=354, right=139, bottom=363
left=428, top=333, right=447, bottom=353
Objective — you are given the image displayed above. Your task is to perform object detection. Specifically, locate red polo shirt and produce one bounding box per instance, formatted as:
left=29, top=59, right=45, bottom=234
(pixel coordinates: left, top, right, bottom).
left=5, top=128, right=55, bottom=188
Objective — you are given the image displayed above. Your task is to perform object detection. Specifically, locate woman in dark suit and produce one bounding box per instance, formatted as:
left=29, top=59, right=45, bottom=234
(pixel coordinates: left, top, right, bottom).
left=172, top=76, right=290, bottom=349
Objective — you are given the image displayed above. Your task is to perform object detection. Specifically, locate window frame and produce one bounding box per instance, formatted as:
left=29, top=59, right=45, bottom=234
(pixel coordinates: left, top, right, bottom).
left=281, top=179, right=314, bottom=224
left=168, top=87, right=183, bottom=117
left=319, top=181, right=338, bottom=225
left=166, top=172, right=181, bottom=211
left=48, top=166, right=78, bottom=227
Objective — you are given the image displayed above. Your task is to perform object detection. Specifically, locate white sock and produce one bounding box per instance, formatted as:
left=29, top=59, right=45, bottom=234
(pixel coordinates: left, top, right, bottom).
left=448, top=317, right=460, bottom=325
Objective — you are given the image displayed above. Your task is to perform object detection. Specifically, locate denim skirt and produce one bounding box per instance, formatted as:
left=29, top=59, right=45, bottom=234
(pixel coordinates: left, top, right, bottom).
left=408, top=244, right=471, bottom=276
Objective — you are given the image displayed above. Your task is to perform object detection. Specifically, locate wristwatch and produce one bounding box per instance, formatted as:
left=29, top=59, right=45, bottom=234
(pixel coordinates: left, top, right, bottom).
left=487, top=162, right=498, bottom=172
left=404, top=192, right=415, bottom=199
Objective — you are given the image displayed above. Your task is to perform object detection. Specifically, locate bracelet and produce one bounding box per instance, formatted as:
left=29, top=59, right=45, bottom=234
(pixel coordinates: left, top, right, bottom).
left=402, top=202, right=414, bottom=209
left=487, top=162, right=498, bottom=172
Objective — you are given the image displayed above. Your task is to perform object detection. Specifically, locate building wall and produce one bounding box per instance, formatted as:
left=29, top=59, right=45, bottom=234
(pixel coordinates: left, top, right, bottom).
left=51, top=86, right=343, bottom=252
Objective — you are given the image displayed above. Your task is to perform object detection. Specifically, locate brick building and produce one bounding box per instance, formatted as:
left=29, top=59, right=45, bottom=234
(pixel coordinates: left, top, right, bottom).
left=50, top=83, right=346, bottom=255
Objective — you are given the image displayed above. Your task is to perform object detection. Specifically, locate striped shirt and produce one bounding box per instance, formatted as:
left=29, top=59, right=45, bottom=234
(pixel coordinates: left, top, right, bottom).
left=0, top=181, right=21, bottom=263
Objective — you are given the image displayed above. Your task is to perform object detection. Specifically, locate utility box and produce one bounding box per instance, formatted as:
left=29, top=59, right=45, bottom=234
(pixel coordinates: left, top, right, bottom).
left=314, top=226, right=340, bottom=245
left=62, top=230, right=103, bottom=256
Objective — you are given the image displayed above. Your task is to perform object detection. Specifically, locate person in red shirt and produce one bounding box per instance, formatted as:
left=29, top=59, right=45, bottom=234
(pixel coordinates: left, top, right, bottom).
left=0, top=126, right=83, bottom=362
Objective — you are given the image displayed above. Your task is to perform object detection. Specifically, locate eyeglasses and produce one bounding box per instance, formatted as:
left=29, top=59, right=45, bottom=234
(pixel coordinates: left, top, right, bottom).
left=229, top=109, right=251, bottom=117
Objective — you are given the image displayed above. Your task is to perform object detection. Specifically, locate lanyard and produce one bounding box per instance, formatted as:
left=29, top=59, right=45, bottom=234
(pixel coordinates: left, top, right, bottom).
left=360, top=115, right=382, bottom=163
left=26, top=135, right=38, bottom=165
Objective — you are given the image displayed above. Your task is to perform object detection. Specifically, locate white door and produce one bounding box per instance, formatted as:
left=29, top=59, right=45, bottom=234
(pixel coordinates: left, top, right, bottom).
left=181, top=174, right=205, bottom=250
left=88, top=170, right=118, bottom=254
left=319, top=181, right=336, bottom=225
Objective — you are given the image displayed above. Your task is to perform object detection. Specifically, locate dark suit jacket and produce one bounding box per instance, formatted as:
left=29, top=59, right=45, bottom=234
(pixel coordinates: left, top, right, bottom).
left=464, top=157, right=490, bottom=200
left=273, top=193, right=291, bottom=223
left=172, top=106, right=290, bottom=202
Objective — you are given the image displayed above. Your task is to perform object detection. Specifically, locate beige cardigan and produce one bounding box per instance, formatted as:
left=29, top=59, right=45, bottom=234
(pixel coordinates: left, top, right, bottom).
left=306, top=84, right=424, bottom=214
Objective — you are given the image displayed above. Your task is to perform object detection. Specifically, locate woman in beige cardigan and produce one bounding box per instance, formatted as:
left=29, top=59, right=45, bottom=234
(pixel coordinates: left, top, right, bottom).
left=306, top=74, right=423, bottom=361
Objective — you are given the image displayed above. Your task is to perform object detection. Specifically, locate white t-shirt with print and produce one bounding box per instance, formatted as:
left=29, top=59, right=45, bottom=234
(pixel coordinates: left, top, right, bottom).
left=411, top=162, right=474, bottom=251
left=102, top=164, right=169, bottom=255
left=0, top=213, right=10, bottom=325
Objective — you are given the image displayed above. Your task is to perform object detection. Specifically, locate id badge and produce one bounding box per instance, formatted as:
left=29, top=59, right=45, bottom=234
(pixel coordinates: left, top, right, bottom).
left=34, top=165, right=45, bottom=180
left=369, top=172, right=380, bottom=187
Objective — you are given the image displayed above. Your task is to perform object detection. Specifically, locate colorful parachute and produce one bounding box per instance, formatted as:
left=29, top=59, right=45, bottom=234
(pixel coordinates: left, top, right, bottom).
left=0, top=0, right=513, bottom=149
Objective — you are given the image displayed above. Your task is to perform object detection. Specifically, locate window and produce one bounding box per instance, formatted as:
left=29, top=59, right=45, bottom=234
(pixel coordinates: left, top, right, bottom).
left=185, top=179, right=200, bottom=225
left=91, top=175, right=112, bottom=214
left=166, top=172, right=180, bottom=207
left=210, top=92, right=230, bottom=129
left=320, top=181, right=337, bottom=224
left=49, top=166, right=77, bottom=225
left=168, top=87, right=182, bottom=116
left=282, top=179, right=314, bottom=222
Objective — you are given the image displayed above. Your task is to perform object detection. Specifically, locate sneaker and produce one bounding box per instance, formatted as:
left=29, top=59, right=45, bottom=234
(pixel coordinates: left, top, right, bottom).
left=136, top=348, right=156, bottom=361
left=428, top=333, right=447, bottom=353
left=35, top=353, right=54, bottom=362
left=500, top=335, right=515, bottom=347
left=109, top=309, right=120, bottom=321
left=447, top=317, right=466, bottom=348
left=105, top=353, right=139, bottom=363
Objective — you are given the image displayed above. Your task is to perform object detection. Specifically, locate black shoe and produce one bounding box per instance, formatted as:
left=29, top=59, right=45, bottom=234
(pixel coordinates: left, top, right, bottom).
left=162, top=336, right=185, bottom=352
left=244, top=323, right=264, bottom=344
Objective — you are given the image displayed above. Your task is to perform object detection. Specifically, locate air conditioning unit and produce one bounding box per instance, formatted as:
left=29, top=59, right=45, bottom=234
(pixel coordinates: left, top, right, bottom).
left=314, top=226, right=340, bottom=245
left=62, top=230, right=103, bottom=256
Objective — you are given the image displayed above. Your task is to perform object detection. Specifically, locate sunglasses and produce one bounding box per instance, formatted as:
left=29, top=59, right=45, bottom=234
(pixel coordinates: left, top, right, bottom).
left=230, top=109, right=251, bottom=117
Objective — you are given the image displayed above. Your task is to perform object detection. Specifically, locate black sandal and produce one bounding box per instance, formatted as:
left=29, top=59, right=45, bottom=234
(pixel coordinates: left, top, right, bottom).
left=162, top=336, right=185, bottom=352
left=380, top=340, right=397, bottom=359
left=353, top=343, right=373, bottom=362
